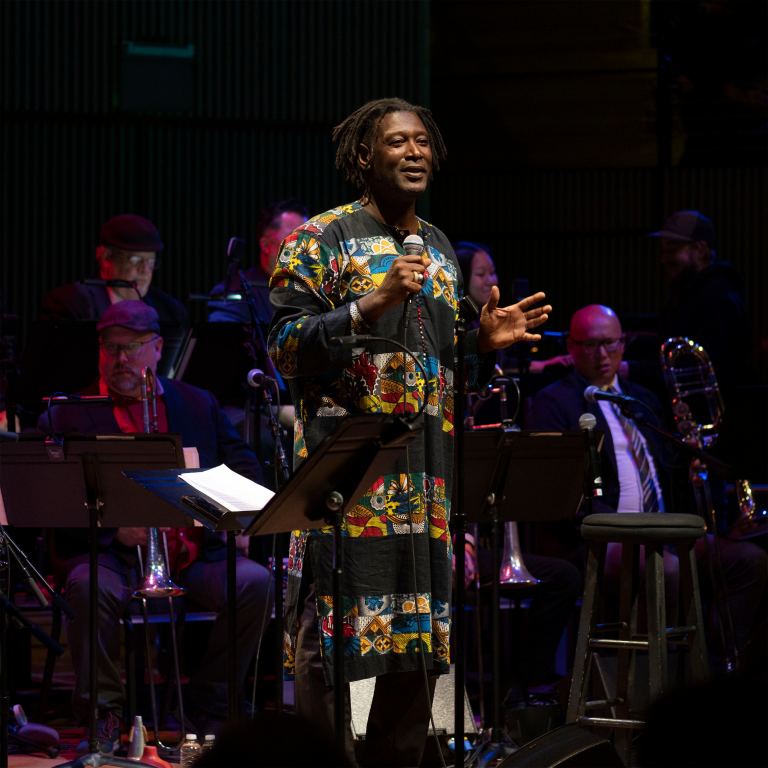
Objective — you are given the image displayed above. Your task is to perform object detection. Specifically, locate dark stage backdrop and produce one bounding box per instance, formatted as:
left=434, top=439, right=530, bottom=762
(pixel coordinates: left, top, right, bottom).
left=1, top=0, right=766, bottom=387
left=0, top=0, right=431, bottom=337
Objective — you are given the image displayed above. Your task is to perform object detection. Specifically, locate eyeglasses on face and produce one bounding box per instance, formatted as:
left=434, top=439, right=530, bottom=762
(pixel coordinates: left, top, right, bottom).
left=100, top=337, right=159, bottom=358
left=108, top=251, right=160, bottom=270
left=569, top=336, right=626, bottom=353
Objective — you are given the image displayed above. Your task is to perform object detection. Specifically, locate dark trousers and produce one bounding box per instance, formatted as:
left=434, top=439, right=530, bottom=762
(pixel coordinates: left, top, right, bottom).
left=603, top=534, right=768, bottom=662
left=294, top=590, right=437, bottom=768
left=64, top=553, right=273, bottom=721
left=477, top=550, right=582, bottom=685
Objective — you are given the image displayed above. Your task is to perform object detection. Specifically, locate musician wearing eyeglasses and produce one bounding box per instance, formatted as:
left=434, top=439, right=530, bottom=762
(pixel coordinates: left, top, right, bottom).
left=528, top=304, right=767, bottom=671
left=40, top=213, right=188, bottom=332
left=39, top=300, right=272, bottom=752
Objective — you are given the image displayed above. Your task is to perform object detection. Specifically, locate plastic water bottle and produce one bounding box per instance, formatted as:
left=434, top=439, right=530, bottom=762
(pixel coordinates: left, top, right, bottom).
left=202, top=734, right=216, bottom=753
left=179, top=733, right=202, bottom=768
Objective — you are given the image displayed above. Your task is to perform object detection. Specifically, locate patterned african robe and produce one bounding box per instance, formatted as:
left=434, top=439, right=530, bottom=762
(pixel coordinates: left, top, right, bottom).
left=268, top=200, right=492, bottom=684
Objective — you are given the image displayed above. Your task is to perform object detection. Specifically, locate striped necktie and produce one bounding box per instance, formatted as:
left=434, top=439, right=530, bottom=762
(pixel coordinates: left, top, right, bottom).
left=605, top=387, right=663, bottom=514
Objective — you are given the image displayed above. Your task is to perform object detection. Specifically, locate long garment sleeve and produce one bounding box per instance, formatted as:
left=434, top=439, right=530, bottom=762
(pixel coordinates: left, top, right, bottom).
left=268, top=200, right=493, bottom=684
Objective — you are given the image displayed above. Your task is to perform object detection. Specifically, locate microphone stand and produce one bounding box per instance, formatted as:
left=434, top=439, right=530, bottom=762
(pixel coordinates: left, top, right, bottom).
left=237, top=268, right=293, bottom=714
left=246, top=373, right=291, bottom=713
left=453, top=308, right=469, bottom=768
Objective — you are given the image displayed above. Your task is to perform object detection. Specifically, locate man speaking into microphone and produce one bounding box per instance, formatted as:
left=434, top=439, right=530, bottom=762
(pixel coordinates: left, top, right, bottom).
left=268, top=98, right=550, bottom=767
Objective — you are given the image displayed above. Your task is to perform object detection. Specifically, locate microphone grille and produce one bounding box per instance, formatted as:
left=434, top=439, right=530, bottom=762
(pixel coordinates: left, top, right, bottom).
left=578, top=412, right=597, bottom=431
left=403, top=234, right=424, bottom=253
left=583, top=385, right=599, bottom=403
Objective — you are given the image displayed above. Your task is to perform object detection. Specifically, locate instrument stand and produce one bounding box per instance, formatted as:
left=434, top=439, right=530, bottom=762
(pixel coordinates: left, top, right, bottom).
left=0, top=434, right=188, bottom=768
left=458, top=430, right=589, bottom=767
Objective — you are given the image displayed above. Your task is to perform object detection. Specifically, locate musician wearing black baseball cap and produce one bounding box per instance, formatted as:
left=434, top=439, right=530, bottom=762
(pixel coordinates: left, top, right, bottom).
left=648, top=209, right=751, bottom=394
left=40, top=213, right=188, bottom=330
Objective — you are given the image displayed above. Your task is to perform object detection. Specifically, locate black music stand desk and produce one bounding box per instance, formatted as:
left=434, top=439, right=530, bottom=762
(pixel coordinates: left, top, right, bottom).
left=0, top=434, right=186, bottom=768
left=127, top=414, right=421, bottom=757
left=458, top=430, right=589, bottom=764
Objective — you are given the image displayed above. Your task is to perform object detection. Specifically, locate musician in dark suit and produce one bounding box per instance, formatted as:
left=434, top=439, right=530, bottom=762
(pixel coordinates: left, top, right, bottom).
left=528, top=304, right=767, bottom=670
left=39, top=300, right=272, bottom=753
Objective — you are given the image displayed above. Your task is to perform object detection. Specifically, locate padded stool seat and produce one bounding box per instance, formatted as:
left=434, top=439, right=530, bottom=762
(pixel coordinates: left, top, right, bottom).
left=580, top=512, right=706, bottom=542
left=566, top=512, right=709, bottom=762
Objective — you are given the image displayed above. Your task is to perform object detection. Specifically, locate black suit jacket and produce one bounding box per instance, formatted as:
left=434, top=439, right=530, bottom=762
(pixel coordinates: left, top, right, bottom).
left=526, top=371, right=692, bottom=563
left=528, top=371, right=676, bottom=516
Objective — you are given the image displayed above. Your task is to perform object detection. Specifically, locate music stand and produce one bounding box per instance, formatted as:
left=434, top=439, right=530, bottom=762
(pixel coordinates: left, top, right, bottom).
left=253, top=414, right=420, bottom=755
left=126, top=414, right=420, bottom=757
left=0, top=434, right=186, bottom=768
left=458, top=429, right=588, bottom=765
left=125, top=464, right=266, bottom=720
left=175, top=323, right=256, bottom=404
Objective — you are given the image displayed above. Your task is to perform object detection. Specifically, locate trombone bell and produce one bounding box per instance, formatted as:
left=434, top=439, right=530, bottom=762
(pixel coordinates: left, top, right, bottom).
left=499, top=521, right=540, bottom=586
left=134, top=528, right=184, bottom=599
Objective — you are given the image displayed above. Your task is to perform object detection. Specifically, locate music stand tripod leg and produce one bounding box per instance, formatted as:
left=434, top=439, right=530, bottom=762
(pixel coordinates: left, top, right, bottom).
left=227, top=532, right=238, bottom=720
left=327, top=491, right=346, bottom=761
left=53, top=491, right=157, bottom=768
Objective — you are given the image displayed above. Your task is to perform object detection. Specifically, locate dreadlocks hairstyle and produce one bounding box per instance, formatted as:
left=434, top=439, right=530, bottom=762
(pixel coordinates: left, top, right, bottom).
left=332, top=98, right=447, bottom=194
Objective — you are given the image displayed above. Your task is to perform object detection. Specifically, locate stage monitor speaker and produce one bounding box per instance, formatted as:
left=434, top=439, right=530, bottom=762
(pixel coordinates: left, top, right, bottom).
left=498, top=724, right=623, bottom=767
left=349, top=664, right=477, bottom=740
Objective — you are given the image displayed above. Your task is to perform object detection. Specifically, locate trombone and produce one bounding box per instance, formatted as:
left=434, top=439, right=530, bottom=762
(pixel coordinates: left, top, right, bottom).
left=660, top=337, right=739, bottom=670
left=134, top=366, right=186, bottom=748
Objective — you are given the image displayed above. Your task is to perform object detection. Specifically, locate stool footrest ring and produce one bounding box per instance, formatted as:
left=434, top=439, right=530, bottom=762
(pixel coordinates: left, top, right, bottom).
left=579, top=716, right=644, bottom=730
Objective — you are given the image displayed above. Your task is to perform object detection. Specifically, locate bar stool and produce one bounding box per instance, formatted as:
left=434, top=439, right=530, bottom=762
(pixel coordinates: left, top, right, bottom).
left=566, top=513, right=709, bottom=761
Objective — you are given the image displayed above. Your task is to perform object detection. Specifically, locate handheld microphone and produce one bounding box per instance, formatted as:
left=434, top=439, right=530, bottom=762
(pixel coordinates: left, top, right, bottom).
left=402, top=235, right=425, bottom=320
left=584, top=385, right=637, bottom=407
left=403, top=234, right=424, bottom=257
left=578, top=412, right=603, bottom=498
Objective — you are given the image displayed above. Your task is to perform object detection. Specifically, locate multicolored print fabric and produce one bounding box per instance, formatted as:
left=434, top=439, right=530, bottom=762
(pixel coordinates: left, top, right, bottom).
left=269, top=200, right=491, bottom=682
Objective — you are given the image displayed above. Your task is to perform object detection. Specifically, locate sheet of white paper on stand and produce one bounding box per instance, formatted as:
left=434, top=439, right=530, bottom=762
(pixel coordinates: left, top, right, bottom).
left=179, top=464, right=274, bottom=512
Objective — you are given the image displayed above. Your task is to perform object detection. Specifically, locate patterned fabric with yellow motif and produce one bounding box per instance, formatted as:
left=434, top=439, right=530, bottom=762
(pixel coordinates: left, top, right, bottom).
left=269, top=200, right=492, bottom=683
